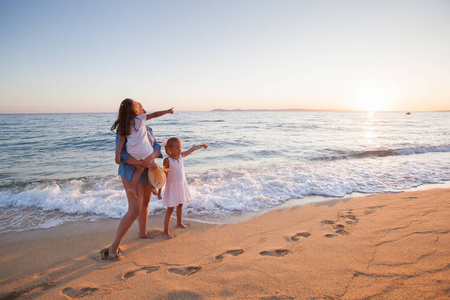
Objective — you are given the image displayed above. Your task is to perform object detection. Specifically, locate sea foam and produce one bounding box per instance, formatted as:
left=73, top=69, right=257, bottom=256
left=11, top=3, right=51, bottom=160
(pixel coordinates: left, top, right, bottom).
left=1, top=152, right=448, bottom=231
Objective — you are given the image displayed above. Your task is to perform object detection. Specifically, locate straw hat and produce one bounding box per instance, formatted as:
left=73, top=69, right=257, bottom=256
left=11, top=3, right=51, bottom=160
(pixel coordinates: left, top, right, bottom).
left=148, top=165, right=166, bottom=189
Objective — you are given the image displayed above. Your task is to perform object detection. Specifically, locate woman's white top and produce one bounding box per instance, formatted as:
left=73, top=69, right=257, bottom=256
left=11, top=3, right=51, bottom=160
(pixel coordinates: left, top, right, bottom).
left=126, top=114, right=154, bottom=160
left=163, top=155, right=191, bottom=207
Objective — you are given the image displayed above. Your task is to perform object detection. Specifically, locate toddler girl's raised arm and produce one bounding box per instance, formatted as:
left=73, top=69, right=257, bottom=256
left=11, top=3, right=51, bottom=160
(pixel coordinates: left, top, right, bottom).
left=182, top=144, right=208, bottom=158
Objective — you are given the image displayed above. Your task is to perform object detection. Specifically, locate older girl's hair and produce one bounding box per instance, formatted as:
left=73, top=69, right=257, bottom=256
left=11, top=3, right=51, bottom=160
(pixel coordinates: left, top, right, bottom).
left=164, top=137, right=181, bottom=155
left=111, top=98, right=139, bottom=136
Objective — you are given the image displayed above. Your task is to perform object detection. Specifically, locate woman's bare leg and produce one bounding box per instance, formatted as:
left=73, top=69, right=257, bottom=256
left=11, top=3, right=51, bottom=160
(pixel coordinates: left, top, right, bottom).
left=138, top=184, right=153, bottom=238
left=110, top=177, right=144, bottom=254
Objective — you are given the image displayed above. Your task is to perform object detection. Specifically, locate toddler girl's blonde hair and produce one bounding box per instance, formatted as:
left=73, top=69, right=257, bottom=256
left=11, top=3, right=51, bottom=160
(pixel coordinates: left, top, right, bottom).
left=164, top=137, right=181, bottom=155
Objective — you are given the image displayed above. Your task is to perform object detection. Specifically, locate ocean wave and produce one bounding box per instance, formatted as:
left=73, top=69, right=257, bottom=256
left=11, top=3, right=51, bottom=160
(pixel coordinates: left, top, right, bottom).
left=197, top=119, right=225, bottom=123
left=315, top=144, right=450, bottom=161
left=1, top=153, right=448, bottom=231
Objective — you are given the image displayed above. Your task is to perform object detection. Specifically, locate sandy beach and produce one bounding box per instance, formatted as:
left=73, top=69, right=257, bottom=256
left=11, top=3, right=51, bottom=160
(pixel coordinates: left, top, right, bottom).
left=1, top=188, right=449, bottom=299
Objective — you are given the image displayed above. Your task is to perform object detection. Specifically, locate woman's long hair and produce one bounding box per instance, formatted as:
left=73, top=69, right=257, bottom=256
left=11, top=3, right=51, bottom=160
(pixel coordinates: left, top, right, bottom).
left=111, top=98, right=138, bottom=136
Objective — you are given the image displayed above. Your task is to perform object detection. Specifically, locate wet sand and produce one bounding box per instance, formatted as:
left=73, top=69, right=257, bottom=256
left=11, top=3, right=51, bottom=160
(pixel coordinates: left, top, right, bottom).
left=0, top=188, right=449, bottom=299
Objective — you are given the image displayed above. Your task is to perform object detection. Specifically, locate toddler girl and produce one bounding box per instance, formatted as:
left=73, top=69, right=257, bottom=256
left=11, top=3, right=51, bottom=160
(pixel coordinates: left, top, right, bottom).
left=158, top=137, right=208, bottom=239
left=113, top=98, right=173, bottom=198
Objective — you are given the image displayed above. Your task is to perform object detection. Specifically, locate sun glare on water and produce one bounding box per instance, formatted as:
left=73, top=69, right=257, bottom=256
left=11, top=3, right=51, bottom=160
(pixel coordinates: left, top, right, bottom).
left=352, top=89, right=394, bottom=112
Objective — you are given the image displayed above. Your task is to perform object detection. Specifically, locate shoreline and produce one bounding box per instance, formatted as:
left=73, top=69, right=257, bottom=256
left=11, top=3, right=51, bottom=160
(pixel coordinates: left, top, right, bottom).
left=2, top=181, right=450, bottom=235
left=1, top=188, right=449, bottom=299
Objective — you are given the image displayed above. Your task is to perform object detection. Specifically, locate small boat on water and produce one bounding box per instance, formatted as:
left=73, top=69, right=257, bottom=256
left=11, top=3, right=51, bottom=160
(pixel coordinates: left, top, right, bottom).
left=406, top=112, right=411, bottom=115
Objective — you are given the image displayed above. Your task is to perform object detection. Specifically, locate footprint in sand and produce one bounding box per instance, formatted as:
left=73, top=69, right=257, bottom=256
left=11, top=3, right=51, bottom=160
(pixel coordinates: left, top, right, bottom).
left=214, top=249, right=245, bottom=262
left=344, top=213, right=358, bottom=224
left=333, top=224, right=349, bottom=235
left=168, top=266, right=202, bottom=276
left=367, top=205, right=386, bottom=209
left=322, top=220, right=346, bottom=232
left=322, top=220, right=335, bottom=225
left=259, top=249, right=290, bottom=257
left=61, top=287, right=98, bottom=298
left=122, top=266, right=160, bottom=279
left=322, top=210, right=358, bottom=237
left=290, top=232, right=311, bottom=241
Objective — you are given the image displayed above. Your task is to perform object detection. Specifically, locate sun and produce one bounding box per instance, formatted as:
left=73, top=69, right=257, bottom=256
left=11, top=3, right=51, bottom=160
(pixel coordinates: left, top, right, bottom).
left=351, top=88, right=394, bottom=112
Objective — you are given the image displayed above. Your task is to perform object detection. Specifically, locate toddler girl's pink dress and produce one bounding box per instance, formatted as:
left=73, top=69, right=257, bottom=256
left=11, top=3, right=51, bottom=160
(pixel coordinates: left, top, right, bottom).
left=163, top=155, right=191, bottom=208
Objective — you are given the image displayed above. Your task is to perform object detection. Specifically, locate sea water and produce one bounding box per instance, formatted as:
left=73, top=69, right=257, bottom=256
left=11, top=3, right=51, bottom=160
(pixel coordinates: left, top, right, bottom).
left=0, top=111, right=449, bottom=232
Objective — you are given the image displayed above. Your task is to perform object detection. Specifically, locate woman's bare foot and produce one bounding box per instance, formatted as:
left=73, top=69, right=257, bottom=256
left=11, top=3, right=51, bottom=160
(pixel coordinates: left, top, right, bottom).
left=176, top=223, right=188, bottom=229
left=164, top=232, right=174, bottom=239
left=101, top=246, right=121, bottom=260
left=110, top=246, right=121, bottom=255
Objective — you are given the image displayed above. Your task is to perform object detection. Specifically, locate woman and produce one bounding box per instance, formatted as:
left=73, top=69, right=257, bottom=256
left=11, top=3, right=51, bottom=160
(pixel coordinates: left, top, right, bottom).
left=101, top=100, right=169, bottom=260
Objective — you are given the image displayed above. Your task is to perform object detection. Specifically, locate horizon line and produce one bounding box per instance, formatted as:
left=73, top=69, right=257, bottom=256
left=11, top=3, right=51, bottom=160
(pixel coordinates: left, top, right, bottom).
left=0, top=109, right=449, bottom=115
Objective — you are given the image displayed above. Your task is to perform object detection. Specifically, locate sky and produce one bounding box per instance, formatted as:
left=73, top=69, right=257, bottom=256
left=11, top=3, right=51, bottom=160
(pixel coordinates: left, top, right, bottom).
left=0, top=0, right=449, bottom=113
